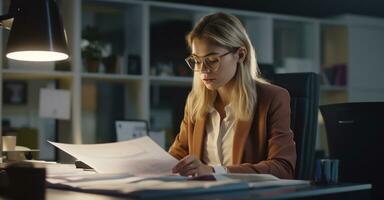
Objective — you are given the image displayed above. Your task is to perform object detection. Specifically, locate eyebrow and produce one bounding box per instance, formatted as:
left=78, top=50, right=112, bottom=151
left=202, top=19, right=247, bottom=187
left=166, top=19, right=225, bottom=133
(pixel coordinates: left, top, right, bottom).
left=191, top=52, right=219, bottom=57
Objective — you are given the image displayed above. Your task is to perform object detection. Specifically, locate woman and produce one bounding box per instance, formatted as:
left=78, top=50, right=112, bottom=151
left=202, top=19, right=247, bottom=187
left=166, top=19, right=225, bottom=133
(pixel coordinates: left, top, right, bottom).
left=169, top=12, right=296, bottom=179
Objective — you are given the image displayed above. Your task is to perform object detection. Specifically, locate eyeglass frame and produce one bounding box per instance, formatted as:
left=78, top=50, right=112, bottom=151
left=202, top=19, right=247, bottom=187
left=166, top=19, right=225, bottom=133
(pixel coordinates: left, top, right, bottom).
left=185, top=49, right=237, bottom=72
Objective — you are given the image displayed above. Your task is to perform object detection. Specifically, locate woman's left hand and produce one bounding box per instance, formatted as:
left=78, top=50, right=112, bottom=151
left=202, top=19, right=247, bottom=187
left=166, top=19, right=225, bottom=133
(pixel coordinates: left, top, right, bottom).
left=172, top=155, right=213, bottom=176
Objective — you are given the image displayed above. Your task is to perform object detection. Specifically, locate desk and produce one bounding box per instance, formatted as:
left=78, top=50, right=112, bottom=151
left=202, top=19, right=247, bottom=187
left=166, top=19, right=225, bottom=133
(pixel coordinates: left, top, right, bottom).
left=46, top=183, right=371, bottom=200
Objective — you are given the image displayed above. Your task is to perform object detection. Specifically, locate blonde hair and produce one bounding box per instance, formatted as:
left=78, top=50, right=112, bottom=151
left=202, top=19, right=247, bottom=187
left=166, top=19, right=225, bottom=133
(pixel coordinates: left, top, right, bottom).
left=186, top=12, right=266, bottom=122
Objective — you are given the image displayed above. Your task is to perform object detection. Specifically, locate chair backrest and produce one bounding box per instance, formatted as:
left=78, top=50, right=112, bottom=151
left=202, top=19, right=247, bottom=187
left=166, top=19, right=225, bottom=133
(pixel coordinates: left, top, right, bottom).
left=320, top=102, right=384, bottom=199
left=264, top=72, right=320, bottom=180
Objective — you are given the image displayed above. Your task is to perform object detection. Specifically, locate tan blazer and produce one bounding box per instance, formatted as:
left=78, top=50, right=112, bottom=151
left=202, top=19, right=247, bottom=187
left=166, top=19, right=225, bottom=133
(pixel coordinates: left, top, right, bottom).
left=168, top=82, right=297, bottom=179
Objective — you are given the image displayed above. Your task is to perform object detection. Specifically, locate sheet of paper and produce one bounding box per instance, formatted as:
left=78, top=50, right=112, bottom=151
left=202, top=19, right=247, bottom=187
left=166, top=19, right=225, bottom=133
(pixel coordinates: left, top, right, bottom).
left=49, top=178, right=247, bottom=199
left=214, top=173, right=310, bottom=189
left=214, top=173, right=280, bottom=182
left=48, top=136, right=178, bottom=176
left=39, top=88, right=70, bottom=120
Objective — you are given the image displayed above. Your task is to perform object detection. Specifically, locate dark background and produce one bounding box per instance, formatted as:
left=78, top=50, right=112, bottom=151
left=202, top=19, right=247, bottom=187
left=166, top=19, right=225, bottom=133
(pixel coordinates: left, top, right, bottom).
left=151, top=0, right=384, bottom=18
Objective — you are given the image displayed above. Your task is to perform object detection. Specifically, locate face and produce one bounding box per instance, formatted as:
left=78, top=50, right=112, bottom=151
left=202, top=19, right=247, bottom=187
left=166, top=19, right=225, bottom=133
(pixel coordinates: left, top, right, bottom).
left=190, top=38, right=239, bottom=90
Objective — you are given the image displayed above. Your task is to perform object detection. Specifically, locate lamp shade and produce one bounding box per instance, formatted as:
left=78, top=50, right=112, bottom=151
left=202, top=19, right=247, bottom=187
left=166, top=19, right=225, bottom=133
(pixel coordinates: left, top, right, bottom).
left=5, top=0, right=69, bottom=62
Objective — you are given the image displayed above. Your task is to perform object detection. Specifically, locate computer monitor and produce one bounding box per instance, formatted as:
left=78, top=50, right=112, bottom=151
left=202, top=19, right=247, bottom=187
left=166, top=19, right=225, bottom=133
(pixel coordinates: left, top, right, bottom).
left=115, top=120, right=148, bottom=142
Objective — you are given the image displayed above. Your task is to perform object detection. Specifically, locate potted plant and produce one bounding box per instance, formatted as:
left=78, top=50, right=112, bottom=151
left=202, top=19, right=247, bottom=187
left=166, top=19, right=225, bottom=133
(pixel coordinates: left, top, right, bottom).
left=81, top=26, right=105, bottom=73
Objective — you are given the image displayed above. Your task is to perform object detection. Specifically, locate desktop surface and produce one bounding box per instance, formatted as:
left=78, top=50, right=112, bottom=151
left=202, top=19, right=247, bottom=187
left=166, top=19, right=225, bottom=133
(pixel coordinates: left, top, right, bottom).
left=46, top=183, right=371, bottom=200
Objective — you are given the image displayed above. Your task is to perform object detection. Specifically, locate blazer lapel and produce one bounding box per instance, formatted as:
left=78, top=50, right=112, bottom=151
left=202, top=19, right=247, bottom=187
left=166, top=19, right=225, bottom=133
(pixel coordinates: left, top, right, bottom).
left=232, top=119, right=252, bottom=164
left=192, top=116, right=206, bottom=160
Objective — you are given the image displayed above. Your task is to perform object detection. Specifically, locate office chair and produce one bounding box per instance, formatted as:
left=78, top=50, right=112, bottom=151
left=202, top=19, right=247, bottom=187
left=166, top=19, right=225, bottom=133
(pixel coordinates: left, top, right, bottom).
left=320, top=102, right=384, bottom=199
left=264, top=72, right=320, bottom=180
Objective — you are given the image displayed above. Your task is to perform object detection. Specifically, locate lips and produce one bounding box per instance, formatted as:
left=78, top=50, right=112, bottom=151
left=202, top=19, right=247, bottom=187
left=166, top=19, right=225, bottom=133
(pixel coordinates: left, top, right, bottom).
left=203, top=78, right=215, bottom=83
left=201, top=74, right=215, bottom=83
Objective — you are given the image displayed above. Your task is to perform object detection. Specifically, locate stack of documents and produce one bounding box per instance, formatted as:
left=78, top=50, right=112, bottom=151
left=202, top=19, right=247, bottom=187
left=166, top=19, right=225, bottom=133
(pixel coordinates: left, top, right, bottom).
left=47, top=172, right=248, bottom=198
left=47, top=137, right=248, bottom=197
left=47, top=136, right=309, bottom=198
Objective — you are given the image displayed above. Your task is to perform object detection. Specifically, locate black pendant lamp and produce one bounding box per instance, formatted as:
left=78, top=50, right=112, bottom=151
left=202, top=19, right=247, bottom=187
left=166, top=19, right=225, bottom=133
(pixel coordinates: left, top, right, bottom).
left=0, top=0, right=69, bottom=62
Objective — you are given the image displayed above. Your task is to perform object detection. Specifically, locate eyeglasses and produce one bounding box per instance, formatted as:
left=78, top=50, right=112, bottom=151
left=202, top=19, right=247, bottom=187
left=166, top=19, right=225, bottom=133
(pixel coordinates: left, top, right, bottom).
left=185, top=50, right=234, bottom=72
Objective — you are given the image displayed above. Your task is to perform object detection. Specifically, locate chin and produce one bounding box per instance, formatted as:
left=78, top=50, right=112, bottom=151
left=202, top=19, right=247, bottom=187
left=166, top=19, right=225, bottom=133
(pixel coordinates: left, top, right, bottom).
left=204, top=83, right=219, bottom=90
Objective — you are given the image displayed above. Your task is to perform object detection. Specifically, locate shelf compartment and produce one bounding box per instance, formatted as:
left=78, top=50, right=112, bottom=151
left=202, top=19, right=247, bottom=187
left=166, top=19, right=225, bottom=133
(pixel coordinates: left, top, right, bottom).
left=320, top=24, right=348, bottom=88
left=149, top=6, right=197, bottom=77
left=82, top=1, right=144, bottom=75
left=273, top=19, right=318, bottom=73
left=81, top=79, right=147, bottom=144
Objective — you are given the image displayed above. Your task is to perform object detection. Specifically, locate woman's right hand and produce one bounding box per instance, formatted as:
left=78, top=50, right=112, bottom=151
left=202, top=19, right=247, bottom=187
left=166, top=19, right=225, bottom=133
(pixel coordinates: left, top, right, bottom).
left=172, top=155, right=213, bottom=176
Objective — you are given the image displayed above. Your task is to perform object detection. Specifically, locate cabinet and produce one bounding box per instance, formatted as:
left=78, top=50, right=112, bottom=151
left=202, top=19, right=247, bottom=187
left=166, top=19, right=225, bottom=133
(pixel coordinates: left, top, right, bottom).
left=1, top=0, right=384, bottom=161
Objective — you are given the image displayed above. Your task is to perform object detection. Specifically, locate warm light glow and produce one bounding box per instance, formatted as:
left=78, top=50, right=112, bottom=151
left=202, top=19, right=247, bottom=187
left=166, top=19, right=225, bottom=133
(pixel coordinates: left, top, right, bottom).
left=6, top=51, right=68, bottom=62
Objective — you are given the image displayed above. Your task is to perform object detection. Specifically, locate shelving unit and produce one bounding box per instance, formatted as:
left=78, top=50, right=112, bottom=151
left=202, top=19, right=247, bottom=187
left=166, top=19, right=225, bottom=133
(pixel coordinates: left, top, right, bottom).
left=1, top=0, right=384, bottom=161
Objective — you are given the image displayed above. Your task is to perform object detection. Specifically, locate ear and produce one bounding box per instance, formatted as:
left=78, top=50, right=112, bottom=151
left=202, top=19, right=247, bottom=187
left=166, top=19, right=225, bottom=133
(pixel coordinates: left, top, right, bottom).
left=237, top=47, right=247, bottom=63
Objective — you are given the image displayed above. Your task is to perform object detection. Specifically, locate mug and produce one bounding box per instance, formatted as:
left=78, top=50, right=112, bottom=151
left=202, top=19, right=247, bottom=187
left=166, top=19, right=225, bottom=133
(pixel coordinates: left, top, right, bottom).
left=2, top=136, right=17, bottom=151
left=314, top=159, right=339, bottom=185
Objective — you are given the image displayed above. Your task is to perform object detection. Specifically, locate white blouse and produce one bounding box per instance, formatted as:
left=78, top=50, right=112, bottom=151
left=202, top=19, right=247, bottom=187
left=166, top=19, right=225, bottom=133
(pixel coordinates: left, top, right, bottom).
left=202, top=104, right=235, bottom=173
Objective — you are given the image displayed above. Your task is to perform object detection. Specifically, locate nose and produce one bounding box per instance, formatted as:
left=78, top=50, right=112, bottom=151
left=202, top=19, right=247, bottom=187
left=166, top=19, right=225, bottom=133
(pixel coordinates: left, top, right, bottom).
left=200, top=62, right=211, bottom=73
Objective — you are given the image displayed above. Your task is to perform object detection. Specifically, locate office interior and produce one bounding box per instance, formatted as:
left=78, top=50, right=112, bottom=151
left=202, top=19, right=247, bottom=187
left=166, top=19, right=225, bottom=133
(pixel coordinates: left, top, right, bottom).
left=0, top=0, right=383, bottom=199
left=1, top=0, right=382, bottom=161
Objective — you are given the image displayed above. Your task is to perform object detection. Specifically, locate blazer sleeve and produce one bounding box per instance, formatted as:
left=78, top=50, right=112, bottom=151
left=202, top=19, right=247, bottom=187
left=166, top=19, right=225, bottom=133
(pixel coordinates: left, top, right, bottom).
left=168, top=105, right=190, bottom=160
left=227, top=89, right=297, bottom=179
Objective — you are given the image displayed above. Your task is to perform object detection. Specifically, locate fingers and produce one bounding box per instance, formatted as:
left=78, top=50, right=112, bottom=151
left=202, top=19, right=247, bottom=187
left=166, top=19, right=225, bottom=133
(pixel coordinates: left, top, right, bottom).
left=178, top=161, right=199, bottom=176
left=172, top=155, right=200, bottom=176
left=172, top=155, right=194, bottom=172
left=179, top=167, right=197, bottom=176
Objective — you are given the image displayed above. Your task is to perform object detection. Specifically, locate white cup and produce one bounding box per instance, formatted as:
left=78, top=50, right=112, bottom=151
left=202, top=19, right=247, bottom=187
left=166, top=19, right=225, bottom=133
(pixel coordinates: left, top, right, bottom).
left=2, top=135, right=17, bottom=151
